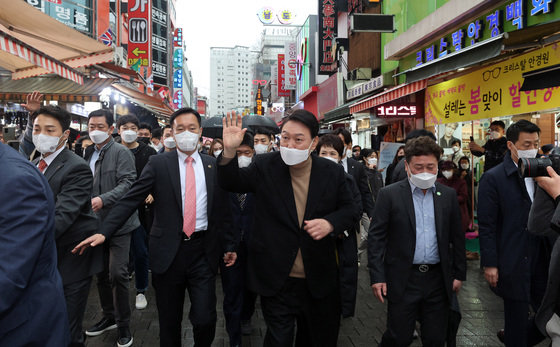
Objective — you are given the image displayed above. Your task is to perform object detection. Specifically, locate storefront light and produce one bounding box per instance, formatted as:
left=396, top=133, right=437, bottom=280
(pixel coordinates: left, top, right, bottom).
left=120, top=96, right=126, bottom=104
left=113, top=93, right=120, bottom=102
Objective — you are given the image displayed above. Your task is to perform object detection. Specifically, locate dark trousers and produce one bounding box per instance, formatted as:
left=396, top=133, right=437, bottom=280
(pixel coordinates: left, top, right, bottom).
left=239, top=239, right=257, bottom=323
left=381, top=268, right=449, bottom=347
left=64, top=276, right=92, bottom=347
left=96, top=233, right=131, bottom=328
left=130, top=225, right=149, bottom=292
left=261, top=277, right=340, bottom=347
left=503, top=299, right=545, bottom=346
left=220, top=251, right=244, bottom=346
left=152, top=237, right=217, bottom=347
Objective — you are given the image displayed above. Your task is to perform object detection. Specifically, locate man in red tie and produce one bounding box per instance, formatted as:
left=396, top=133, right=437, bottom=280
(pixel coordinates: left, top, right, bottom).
left=73, top=107, right=236, bottom=347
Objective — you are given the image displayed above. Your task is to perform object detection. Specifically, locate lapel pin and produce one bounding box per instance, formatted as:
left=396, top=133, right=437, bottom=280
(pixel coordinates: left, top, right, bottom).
left=436, top=191, right=441, bottom=196
left=208, top=165, right=212, bottom=168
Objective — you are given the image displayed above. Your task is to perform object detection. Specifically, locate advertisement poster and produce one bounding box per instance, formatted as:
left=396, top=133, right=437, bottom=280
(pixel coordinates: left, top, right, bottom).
left=425, top=44, right=560, bottom=126
left=379, top=141, right=405, bottom=181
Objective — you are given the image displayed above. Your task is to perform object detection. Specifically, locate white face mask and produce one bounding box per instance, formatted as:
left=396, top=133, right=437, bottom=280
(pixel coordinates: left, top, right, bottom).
left=280, top=141, right=313, bottom=166
left=346, top=149, right=353, bottom=159
left=490, top=131, right=502, bottom=140
left=174, top=130, right=199, bottom=152
left=460, top=163, right=469, bottom=170
left=32, top=133, right=64, bottom=154
left=163, top=137, right=176, bottom=149
left=89, top=130, right=110, bottom=144
left=408, top=171, right=438, bottom=190
left=515, top=147, right=538, bottom=159
left=213, top=149, right=222, bottom=158
left=452, top=146, right=460, bottom=153
left=153, top=142, right=163, bottom=151
left=442, top=170, right=453, bottom=179
left=121, top=130, right=138, bottom=144
left=368, top=158, right=378, bottom=166
left=323, top=156, right=339, bottom=164
left=254, top=144, right=269, bottom=155
left=238, top=155, right=252, bottom=168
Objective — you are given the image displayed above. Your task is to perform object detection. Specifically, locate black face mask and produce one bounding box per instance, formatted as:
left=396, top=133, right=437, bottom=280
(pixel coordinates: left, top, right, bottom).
left=137, top=137, right=151, bottom=145
left=397, top=155, right=405, bottom=161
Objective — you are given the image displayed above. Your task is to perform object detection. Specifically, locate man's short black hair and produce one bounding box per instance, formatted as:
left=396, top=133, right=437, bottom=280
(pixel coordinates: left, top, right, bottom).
left=88, top=109, right=114, bottom=127
left=405, top=129, right=437, bottom=143
left=316, top=134, right=345, bottom=157
left=490, top=120, right=506, bottom=130
left=352, top=145, right=361, bottom=151
left=255, top=127, right=274, bottom=140
left=240, top=132, right=254, bottom=149
left=333, top=128, right=352, bottom=146
left=405, top=136, right=442, bottom=162
left=506, top=119, right=540, bottom=143
left=281, top=109, right=319, bottom=138
left=451, top=139, right=461, bottom=147
left=152, top=127, right=162, bottom=139
left=116, top=114, right=140, bottom=129
left=170, top=107, right=201, bottom=127
left=34, top=105, right=71, bottom=131
left=139, top=122, right=152, bottom=133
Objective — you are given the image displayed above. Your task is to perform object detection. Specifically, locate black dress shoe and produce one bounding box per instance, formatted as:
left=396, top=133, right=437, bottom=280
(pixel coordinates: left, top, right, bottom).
left=497, top=329, right=505, bottom=344
left=85, top=317, right=117, bottom=336
left=117, top=327, right=133, bottom=347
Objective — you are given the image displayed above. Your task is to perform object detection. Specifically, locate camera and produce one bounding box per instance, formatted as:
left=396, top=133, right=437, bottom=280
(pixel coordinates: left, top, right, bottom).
left=519, top=147, right=560, bottom=177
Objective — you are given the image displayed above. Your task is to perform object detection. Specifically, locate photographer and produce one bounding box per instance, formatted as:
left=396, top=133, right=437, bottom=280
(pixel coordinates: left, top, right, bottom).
left=529, top=164, right=560, bottom=345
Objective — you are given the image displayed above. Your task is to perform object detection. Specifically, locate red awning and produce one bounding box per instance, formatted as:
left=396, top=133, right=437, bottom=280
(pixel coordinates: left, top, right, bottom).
left=349, top=80, right=428, bottom=114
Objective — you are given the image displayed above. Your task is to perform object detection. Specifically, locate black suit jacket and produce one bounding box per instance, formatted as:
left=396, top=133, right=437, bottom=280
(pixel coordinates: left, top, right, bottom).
left=368, top=179, right=466, bottom=303
left=36, top=148, right=102, bottom=285
left=346, top=157, right=374, bottom=218
left=218, top=152, right=356, bottom=299
left=97, top=150, right=233, bottom=274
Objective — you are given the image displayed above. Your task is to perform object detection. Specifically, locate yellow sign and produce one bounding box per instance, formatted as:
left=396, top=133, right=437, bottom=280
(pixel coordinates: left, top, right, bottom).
left=425, top=44, right=560, bottom=126
left=132, top=47, right=146, bottom=56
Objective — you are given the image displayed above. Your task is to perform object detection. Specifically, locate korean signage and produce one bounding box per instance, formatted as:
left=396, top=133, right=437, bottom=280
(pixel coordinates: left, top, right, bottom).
left=346, top=75, right=384, bottom=100
left=173, top=28, right=182, bottom=47
left=257, top=7, right=296, bottom=24
left=425, top=44, right=560, bottom=126
left=318, top=0, right=337, bottom=75
left=412, top=0, right=558, bottom=69
left=128, top=0, right=151, bottom=69
left=284, top=42, right=297, bottom=90
left=375, top=104, right=417, bottom=118
left=254, top=86, right=264, bottom=115
left=152, top=0, right=168, bottom=86
left=173, top=48, right=183, bottom=69
left=277, top=54, right=290, bottom=97
left=26, top=0, right=93, bottom=35
left=173, top=90, right=183, bottom=109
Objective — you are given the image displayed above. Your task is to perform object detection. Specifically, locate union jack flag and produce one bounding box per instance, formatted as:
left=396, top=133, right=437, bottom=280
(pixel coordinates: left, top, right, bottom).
left=99, top=28, right=114, bottom=47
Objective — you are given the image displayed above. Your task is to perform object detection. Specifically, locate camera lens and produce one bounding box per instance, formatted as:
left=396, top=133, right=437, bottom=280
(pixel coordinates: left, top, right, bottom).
left=518, top=157, right=552, bottom=178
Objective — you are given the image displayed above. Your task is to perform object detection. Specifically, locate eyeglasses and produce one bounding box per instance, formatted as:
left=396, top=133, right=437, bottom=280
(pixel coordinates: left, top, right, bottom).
left=482, top=67, right=501, bottom=81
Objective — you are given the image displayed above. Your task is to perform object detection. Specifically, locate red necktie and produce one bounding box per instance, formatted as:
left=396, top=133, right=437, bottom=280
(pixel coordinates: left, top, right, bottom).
left=183, top=156, right=196, bottom=237
left=38, top=159, right=47, bottom=173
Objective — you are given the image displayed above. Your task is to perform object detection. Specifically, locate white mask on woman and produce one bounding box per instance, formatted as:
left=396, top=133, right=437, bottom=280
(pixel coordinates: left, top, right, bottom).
left=368, top=158, right=378, bottom=166
left=213, top=150, right=222, bottom=158
left=442, top=170, right=453, bottom=179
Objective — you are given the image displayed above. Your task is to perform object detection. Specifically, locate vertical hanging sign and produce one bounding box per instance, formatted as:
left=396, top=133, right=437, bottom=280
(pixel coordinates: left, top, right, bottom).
left=127, top=0, right=151, bottom=69
left=284, top=42, right=297, bottom=90
left=318, top=0, right=337, bottom=75
left=278, top=54, right=290, bottom=97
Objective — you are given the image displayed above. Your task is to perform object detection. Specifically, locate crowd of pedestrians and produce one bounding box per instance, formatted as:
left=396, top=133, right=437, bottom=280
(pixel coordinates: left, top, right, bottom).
left=2, top=91, right=560, bottom=347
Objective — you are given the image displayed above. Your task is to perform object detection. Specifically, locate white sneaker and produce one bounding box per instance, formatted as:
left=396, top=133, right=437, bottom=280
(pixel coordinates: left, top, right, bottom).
left=135, top=293, right=147, bottom=310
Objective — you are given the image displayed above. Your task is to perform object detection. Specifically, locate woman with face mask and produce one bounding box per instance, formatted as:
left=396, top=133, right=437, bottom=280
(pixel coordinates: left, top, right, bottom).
left=209, top=138, right=224, bottom=158
left=437, top=161, right=470, bottom=237
left=385, top=146, right=405, bottom=186
left=450, top=140, right=465, bottom=167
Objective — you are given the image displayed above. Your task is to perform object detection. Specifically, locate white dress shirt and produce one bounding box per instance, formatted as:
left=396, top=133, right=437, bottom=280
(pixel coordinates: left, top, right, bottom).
left=177, top=150, right=208, bottom=231
left=341, top=157, right=348, bottom=173
left=38, top=145, right=65, bottom=171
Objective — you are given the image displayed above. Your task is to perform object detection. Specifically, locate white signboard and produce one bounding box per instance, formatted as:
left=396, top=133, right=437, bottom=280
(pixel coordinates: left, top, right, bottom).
left=284, top=42, right=297, bottom=90
left=347, top=75, right=384, bottom=100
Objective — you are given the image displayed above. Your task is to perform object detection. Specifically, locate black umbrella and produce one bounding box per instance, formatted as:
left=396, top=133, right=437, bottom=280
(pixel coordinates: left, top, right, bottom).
left=241, top=115, right=280, bottom=134
left=201, top=116, right=224, bottom=138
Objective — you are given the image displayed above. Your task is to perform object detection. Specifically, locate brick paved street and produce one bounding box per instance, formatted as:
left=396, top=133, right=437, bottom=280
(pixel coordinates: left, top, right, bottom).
left=84, top=260, right=550, bottom=346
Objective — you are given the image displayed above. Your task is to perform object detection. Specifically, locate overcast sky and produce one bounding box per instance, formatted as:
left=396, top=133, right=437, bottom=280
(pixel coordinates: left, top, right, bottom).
left=176, top=0, right=318, bottom=98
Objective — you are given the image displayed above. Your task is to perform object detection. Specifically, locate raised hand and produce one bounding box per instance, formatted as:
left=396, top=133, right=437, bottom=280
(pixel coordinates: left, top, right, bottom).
left=222, top=111, right=246, bottom=158
left=22, top=91, right=44, bottom=113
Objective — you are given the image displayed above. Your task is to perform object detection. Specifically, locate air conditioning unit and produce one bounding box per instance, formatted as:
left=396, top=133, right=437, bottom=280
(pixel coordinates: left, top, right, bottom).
left=113, top=47, right=126, bottom=67
left=348, top=68, right=372, bottom=81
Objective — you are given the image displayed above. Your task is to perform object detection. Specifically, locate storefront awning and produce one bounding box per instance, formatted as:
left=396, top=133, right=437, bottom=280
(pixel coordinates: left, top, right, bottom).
left=350, top=80, right=427, bottom=114
left=0, top=0, right=112, bottom=83
left=111, top=83, right=174, bottom=117
left=323, top=93, right=375, bottom=123
left=396, top=34, right=506, bottom=84
left=0, top=76, right=116, bottom=102
left=520, top=64, right=560, bottom=91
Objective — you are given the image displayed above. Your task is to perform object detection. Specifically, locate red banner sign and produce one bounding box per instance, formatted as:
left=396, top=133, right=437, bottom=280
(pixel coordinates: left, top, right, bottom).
left=127, top=0, right=151, bottom=68
left=277, top=54, right=290, bottom=97
left=318, top=0, right=337, bottom=75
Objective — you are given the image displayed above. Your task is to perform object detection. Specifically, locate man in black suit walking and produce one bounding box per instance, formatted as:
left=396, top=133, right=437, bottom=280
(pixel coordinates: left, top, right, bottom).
left=368, top=136, right=466, bottom=346
left=31, top=105, right=102, bottom=347
left=74, top=107, right=235, bottom=347
left=218, top=110, right=356, bottom=346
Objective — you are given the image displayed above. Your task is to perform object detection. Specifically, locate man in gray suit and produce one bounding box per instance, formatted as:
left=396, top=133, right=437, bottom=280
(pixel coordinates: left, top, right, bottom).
left=31, top=105, right=102, bottom=347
